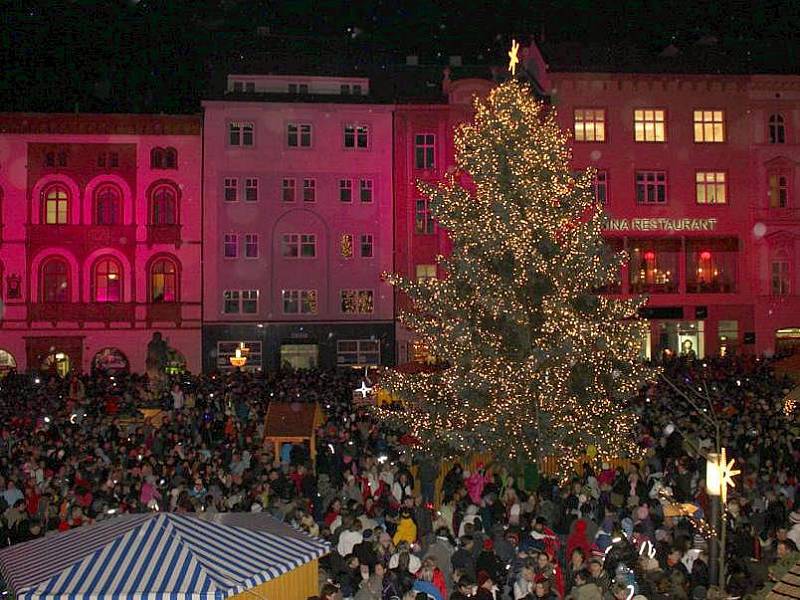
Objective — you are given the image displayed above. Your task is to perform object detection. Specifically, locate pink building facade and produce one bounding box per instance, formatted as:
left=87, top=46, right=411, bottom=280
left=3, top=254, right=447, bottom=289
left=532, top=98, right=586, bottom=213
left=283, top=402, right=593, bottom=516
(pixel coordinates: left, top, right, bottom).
left=202, top=76, right=395, bottom=371
left=0, top=114, right=203, bottom=375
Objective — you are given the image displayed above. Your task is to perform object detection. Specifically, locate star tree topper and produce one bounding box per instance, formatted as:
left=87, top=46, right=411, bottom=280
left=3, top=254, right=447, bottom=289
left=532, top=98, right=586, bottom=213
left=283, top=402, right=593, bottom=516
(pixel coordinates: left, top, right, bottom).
left=508, top=39, right=520, bottom=76
left=716, top=447, right=740, bottom=504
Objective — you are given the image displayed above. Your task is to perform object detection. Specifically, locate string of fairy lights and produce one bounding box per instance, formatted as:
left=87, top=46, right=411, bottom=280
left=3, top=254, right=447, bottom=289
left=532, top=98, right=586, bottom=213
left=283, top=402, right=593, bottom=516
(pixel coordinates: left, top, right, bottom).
left=374, top=77, right=656, bottom=474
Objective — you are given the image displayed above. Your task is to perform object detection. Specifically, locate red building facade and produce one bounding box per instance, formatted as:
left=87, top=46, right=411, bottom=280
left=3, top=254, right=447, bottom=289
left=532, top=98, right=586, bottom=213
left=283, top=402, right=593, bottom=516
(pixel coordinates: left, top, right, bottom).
left=0, top=114, right=203, bottom=374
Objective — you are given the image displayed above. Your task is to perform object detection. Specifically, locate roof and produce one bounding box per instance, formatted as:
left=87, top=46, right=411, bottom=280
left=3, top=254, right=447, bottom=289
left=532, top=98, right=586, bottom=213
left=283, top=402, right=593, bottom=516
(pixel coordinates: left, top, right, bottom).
left=0, top=513, right=329, bottom=600
left=264, top=402, right=319, bottom=439
left=0, top=113, right=202, bottom=136
left=767, top=557, right=800, bottom=599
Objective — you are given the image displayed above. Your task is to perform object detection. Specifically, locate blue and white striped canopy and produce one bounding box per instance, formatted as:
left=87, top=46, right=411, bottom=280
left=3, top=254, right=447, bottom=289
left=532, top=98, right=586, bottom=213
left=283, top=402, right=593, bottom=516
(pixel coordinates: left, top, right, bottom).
left=0, top=513, right=330, bottom=600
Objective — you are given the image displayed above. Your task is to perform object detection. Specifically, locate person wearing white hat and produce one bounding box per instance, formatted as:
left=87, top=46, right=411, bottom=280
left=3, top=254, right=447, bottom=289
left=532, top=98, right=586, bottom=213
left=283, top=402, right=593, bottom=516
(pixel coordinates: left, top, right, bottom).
left=788, top=510, right=800, bottom=549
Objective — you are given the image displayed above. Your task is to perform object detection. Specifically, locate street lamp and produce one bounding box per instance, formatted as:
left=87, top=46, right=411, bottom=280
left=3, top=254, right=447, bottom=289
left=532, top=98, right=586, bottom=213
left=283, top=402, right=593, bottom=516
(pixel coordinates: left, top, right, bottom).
left=706, top=448, right=740, bottom=592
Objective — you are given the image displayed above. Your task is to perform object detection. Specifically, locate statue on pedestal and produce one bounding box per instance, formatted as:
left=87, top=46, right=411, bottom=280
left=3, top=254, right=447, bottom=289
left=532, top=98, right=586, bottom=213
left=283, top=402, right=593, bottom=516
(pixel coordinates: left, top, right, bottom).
left=146, top=332, right=168, bottom=390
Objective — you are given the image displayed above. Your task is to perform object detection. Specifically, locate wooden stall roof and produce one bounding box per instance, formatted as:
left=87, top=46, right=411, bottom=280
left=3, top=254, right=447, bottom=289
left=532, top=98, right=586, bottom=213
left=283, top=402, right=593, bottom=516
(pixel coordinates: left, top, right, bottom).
left=767, top=557, right=800, bottom=599
left=264, top=402, right=320, bottom=439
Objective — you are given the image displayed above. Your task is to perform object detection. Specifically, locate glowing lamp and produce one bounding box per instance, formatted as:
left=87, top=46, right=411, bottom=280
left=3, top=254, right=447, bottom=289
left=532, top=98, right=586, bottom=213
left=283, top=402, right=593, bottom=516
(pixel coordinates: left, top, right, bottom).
left=55, top=352, right=65, bottom=360
left=229, top=343, right=247, bottom=368
left=706, top=452, right=721, bottom=496
left=700, top=251, right=712, bottom=260
left=706, top=448, right=739, bottom=503
left=643, top=251, right=655, bottom=260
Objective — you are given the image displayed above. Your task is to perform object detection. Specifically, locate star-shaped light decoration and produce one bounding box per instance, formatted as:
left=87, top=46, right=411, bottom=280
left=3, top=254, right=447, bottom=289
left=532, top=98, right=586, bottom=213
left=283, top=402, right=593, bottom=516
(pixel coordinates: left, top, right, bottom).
left=508, top=39, right=520, bottom=76
left=716, top=447, right=740, bottom=504
left=355, top=380, right=373, bottom=399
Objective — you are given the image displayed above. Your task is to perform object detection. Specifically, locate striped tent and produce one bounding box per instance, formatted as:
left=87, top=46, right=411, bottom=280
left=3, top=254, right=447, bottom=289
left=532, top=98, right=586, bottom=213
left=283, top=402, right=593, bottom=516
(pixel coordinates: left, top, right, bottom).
left=0, top=513, right=329, bottom=600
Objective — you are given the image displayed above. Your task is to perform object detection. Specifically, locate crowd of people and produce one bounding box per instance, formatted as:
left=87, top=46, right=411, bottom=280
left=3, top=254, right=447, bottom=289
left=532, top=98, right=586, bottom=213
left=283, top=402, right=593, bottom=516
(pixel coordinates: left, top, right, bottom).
left=0, top=354, right=798, bottom=600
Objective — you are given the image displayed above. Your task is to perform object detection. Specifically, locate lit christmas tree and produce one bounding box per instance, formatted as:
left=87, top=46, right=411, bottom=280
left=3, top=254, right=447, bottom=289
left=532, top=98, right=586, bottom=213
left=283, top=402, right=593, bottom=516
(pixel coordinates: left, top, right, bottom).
left=378, top=78, right=654, bottom=474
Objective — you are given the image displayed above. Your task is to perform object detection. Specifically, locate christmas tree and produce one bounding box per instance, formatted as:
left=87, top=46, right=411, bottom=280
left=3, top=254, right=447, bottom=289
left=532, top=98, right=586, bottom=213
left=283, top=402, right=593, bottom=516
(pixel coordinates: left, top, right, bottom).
left=378, top=79, right=654, bottom=473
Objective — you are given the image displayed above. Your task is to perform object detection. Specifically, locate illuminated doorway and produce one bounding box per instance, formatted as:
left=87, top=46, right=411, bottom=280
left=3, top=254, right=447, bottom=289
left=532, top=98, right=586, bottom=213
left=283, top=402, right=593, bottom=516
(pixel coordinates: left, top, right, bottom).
left=655, top=321, right=705, bottom=360
left=42, top=351, right=71, bottom=377
left=280, top=343, right=318, bottom=369
left=776, top=328, right=800, bottom=355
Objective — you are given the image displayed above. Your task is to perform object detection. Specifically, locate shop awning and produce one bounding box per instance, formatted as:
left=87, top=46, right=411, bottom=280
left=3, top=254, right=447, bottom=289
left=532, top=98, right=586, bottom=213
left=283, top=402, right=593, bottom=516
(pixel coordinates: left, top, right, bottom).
left=0, top=513, right=329, bottom=600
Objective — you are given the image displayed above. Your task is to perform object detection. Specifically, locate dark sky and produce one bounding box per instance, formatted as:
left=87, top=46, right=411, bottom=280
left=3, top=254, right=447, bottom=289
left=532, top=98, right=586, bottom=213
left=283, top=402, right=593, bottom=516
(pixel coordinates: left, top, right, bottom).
left=1, top=0, right=798, bottom=113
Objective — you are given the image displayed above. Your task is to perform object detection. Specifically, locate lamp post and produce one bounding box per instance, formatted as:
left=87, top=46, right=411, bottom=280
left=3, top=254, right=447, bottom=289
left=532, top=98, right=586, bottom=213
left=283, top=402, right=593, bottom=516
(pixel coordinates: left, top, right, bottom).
left=706, top=452, right=721, bottom=589
left=705, top=448, right=739, bottom=593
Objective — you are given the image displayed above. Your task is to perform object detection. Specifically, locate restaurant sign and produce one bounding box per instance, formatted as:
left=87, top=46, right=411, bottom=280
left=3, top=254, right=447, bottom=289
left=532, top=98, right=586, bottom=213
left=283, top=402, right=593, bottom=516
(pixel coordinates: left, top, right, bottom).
left=604, top=217, right=718, bottom=232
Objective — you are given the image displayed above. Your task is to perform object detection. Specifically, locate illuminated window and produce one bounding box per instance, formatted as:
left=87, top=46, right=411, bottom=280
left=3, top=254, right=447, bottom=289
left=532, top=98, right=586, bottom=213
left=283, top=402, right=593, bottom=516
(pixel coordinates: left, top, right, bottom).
left=340, top=233, right=353, bottom=258
left=574, top=109, right=606, bottom=142
left=416, top=264, right=437, bottom=282
left=282, top=178, right=295, bottom=202
left=340, top=289, right=374, bottom=314
left=151, top=186, right=177, bottom=225
left=244, top=178, right=258, bottom=202
left=693, top=110, right=725, bottom=142
left=360, top=179, right=373, bottom=203
left=93, top=257, right=122, bottom=302
left=769, top=114, right=786, bottom=144
left=695, top=172, right=727, bottom=204
left=717, top=320, right=739, bottom=356
left=224, top=178, right=238, bottom=202
left=628, top=240, right=680, bottom=294
left=282, top=289, right=317, bottom=314
left=634, top=109, right=665, bottom=142
left=244, top=233, right=259, bottom=258
left=223, top=233, right=238, bottom=258
left=94, top=185, right=122, bottom=225
left=686, top=238, right=738, bottom=293
left=41, top=258, right=70, bottom=302
left=635, top=171, right=667, bottom=204
left=415, top=199, right=435, bottom=234
left=303, top=178, right=316, bottom=202
left=287, top=123, right=312, bottom=147
left=339, top=179, right=353, bottom=202
left=337, top=340, right=380, bottom=366
left=217, top=341, right=262, bottom=372
left=344, top=124, right=369, bottom=148
left=769, top=171, right=790, bottom=208
left=414, top=133, right=436, bottom=169
left=593, top=170, right=608, bottom=204
left=44, top=185, right=69, bottom=224
left=150, top=258, right=177, bottom=302
left=772, top=260, right=790, bottom=296
left=360, top=234, right=374, bottom=258
left=229, top=122, right=254, bottom=146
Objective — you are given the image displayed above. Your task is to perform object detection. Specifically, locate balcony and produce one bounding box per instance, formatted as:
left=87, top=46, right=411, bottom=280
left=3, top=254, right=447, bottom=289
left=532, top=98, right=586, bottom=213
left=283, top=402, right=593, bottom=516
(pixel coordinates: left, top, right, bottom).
left=147, top=303, right=181, bottom=323
left=147, top=224, right=182, bottom=247
left=27, top=224, right=137, bottom=253
left=29, top=302, right=135, bottom=324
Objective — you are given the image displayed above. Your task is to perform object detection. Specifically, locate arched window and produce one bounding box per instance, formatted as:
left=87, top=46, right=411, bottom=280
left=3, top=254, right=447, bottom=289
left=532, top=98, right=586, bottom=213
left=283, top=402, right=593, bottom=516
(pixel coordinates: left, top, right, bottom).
left=769, top=114, right=786, bottom=144
left=164, top=147, right=178, bottom=169
left=150, top=258, right=177, bottom=302
left=43, top=185, right=69, bottom=224
left=151, top=185, right=177, bottom=225
left=150, top=147, right=164, bottom=169
left=92, top=257, right=122, bottom=302
left=41, top=257, right=70, bottom=302
left=94, top=185, right=122, bottom=225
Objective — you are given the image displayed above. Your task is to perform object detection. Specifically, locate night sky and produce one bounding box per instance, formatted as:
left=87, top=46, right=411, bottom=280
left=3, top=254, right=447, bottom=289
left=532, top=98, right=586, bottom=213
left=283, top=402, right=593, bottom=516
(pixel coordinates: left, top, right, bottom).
left=1, top=0, right=799, bottom=113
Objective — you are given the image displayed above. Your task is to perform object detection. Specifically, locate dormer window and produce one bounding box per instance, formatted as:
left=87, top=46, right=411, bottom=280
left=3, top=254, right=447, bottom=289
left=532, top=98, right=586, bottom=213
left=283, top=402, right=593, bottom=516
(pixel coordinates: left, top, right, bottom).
left=233, top=81, right=243, bottom=92
left=288, top=83, right=308, bottom=94
left=245, top=82, right=255, bottom=92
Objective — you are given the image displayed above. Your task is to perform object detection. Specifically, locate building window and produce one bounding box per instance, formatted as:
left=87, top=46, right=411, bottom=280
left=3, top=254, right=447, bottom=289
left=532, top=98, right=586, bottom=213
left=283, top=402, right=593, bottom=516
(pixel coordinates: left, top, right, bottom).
left=633, top=109, right=666, bottom=142
left=245, top=82, right=255, bottom=93
left=344, top=124, right=369, bottom=148
left=233, top=81, right=243, bottom=92
left=340, top=233, right=354, bottom=258
left=339, top=179, right=353, bottom=202
left=109, top=152, right=119, bottom=168
left=94, top=185, right=122, bottom=225
left=360, top=179, right=373, bottom=203
left=223, top=290, right=259, bottom=314
left=244, top=233, right=259, bottom=258
left=635, top=171, right=667, bottom=204
left=151, top=186, right=177, bottom=225
left=281, top=233, right=316, bottom=258
left=163, top=148, right=177, bottom=169
left=97, top=153, right=106, bottom=167
left=337, top=339, right=380, bottom=366
left=43, top=185, right=69, bottom=224
left=217, top=341, right=262, bottom=372
left=772, top=260, right=790, bottom=296
left=288, top=83, right=308, bottom=94
left=769, top=172, right=790, bottom=208
left=416, top=264, right=437, bottom=282
left=57, top=152, right=67, bottom=167
left=287, top=123, right=312, bottom=147
left=414, top=133, right=436, bottom=169
left=303, top=178, right=316, bottom=202
left=574, top=109, right=606, bottom=142
left=693, top=110, right=725, bottom=143
left=41, top=258, right=70, bottom=302
left=282, top=178, right=296, bottom=202
left=593, top=170, right=608, bottom=204
left=224, top=178, right=238, bottom=202
left=628, top=241, right=680, bottom=294
left=360, top=234, right=374, bottom=258
left=341, top=84, right=351, bottom=95
left=150, top=258, right=177, bottom=302
left=301, top=234, right=316, bottom=257
left=151, top=148, right=164, bottom=168
left=686, top=238, right=738, bottom=293
left=223, top=233, right=238, bottom=258
left=245, top=178, right=258, bottom=202
left=45, top=152, right=55, bottom=167
left=717, top=320, right=739, bottom=357
left=341, top=289, right=374, bottom=314
left=769, top=114, right=786, bottom=144
left=282, top=289, right=318, bottom=314
left=415, top=198, right=435, bottom=233
left=229, top=122, right=254, bottom=146
left=695, top=171, right=727, bottom=205
left=93, top=257, right=122, bottom=302
left=353, top=84, right=362, bottom=95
